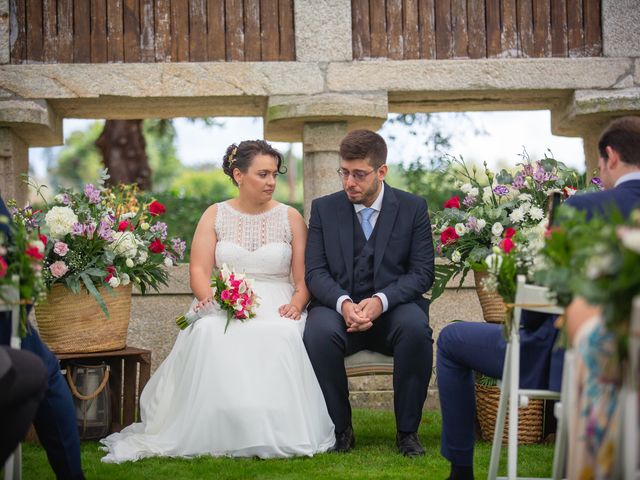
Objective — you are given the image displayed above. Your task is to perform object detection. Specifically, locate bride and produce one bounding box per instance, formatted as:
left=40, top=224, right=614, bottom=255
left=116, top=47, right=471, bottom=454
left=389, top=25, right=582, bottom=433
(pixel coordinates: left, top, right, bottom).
left=101, top=140, right=335, bottom=462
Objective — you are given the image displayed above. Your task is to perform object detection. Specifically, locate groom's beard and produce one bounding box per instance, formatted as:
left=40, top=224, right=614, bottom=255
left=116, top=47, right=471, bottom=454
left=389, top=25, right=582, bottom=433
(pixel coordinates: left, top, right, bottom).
left=346, top=178, right=381, bottom=206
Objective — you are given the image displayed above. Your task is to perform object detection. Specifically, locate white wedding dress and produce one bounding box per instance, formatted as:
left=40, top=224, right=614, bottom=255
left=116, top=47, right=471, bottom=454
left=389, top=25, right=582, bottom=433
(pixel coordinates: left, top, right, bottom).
left=100, top=202, right=335, bottom=462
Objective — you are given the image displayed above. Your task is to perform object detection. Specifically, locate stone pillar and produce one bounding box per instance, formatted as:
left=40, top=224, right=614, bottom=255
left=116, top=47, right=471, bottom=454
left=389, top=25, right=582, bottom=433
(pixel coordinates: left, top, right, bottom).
left=0, top=0, right=9, bottom=64
left=302, top=122, right=346, bottom=218
left=0, top=128, right=29, bottom=205
left=580, top=120, right=610, bottom=178
left=294, top=0, right=352, bottom=62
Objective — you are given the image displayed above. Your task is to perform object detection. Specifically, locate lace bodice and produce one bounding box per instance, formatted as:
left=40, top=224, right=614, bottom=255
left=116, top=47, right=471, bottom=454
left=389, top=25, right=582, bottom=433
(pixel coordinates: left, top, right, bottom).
left=214, top=201, right=292, bottom=279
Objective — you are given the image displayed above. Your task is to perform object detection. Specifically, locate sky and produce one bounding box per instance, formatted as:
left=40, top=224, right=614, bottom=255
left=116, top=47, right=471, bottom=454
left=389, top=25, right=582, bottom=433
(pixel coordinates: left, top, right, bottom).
left=29, top=110, right=586, bottom=178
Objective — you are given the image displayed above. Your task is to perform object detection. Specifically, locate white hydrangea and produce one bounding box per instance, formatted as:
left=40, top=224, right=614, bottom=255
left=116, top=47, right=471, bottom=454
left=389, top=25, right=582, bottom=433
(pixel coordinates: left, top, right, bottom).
left=491, top=222, right=504, bottom=236
left=45, top=206, right=78, bottom=239
left=451, top=250, right=462, bottom=263
left=454, top=223, right=468, bottom=236
left=509, top=208, right=525, bottom=223
left=518, top=193, right=533, bottom=202
left=476, top=219, right=487, bottom=230
left=137, top=250, right=148, bottom=265
left=107, top=231, right=138, bottom=258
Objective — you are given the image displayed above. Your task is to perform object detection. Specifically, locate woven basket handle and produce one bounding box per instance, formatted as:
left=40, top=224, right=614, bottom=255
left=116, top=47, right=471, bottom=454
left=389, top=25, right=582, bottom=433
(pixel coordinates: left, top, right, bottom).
left=66, top=365, right=110, bottom=401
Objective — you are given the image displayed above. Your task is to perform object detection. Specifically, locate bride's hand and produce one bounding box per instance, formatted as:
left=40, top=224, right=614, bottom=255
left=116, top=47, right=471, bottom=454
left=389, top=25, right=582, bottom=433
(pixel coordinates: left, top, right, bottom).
left=279, top=304, right=301, bottom=320
left=194, top=297, right=213, bottom=312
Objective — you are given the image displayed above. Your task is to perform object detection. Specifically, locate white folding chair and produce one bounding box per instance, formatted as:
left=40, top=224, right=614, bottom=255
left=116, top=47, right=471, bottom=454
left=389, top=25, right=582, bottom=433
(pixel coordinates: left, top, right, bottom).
left=2, top=277, right=22, bottom=480
left=622, top=296, right=640, bottom=480
left=488, top=275, right=565, bottom=480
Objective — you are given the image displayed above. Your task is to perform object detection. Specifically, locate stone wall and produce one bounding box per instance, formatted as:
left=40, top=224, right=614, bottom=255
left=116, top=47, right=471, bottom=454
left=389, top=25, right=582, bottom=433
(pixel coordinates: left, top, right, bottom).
left=127, top=261, right=484, bottom=411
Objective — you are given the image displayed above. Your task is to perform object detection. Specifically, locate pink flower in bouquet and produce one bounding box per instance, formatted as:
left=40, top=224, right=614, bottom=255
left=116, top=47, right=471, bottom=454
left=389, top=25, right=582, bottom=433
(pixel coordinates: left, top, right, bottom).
left=49, top=261, right=69, bottom=278
left=53, top=241, right=69, bottom=256
left=25, top=245, right=44, bottom=261
left=504, top=227, right=517, bottom=239
left=220, top=289, right=232, bottom=301
left=444, top=196, right=461, bottom=209
left=499, top=237, right=516, bottom=253
left=440, top=226, right=459, bottom=245
left=0, top=256, right=7, bottom=278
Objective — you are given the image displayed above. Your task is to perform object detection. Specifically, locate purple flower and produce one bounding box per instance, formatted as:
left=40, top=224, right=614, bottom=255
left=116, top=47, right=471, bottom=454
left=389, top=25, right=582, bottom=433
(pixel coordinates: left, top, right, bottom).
left=97, top=221, right=115, bottom=241
left=512, top=174, right=525, bottom=190
left=72, top=222, right=85, bottom=236
left=521, top=163, right=534, bottom=176
left=172, top=238, right=186, bottom=260
left=591, top=177, right=604, bottom=190
left=84, top=222, right=96, bottom=239
left=462, top=195, right=477, bottom=208
left=533, top=163, right=549, bottom=184
left=466, top=216, right=479, bottom=232
left=150, top=222, right=168, bottom=240
left=493, top=185, right=509, bottom=197
left=84, top=184, right=101, bottom=204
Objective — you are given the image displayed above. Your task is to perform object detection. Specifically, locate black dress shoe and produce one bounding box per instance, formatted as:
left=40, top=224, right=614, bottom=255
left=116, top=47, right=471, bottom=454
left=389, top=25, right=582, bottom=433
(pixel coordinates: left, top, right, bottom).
left=329, top=426, right=355, bottom=453
left=396, top=431, right=425, bottom=456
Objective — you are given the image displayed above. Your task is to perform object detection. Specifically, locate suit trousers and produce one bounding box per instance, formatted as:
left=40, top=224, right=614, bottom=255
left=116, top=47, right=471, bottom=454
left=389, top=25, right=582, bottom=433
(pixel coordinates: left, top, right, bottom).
left=1, top=318, right=84, bottom=480
left=0, top=347, right=47, bottom=464
left=304, top=302, right=433, bottom=433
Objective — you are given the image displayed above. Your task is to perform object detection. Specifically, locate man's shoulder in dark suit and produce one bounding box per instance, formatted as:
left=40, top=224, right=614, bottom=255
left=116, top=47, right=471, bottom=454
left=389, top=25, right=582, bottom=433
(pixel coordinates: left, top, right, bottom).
left=566, top=179, right=640, bottom=219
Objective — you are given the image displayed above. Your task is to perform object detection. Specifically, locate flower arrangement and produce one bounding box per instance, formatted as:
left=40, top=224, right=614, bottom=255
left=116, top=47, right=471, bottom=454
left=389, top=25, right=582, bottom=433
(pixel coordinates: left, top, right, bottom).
left=532, top=206, right=640, bottom=354
left=0, top=203, right=47, bottom=335
left=175, top=263, right=260, bottom=332
left=430, top=153, right=601, bottom=301
left=31, top=172, right=185, bottom=316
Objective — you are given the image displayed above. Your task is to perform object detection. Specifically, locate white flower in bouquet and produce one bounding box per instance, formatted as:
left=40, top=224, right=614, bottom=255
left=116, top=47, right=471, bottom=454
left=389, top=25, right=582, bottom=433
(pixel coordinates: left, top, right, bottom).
left=528, top=206, right=545, bottom=221
left=476, top=219, right=487, bottom=230
left=585, top=253, right=615, bottom=280
left=119, top=212, right=136, bottom=220
left=220, top=263, right=232, bottom=282
left=136, top=250, right=148, bottom=264
left=485, top=252, right=503, bottom=271
left=619, top=227, right=640, bottom=254
left=518, top=193, right=533, bottom=202
left=482, top=187, right=493, bottom=204
left=140, top=222, right=150, bottom=230
left=163, top=257, right=173, bottom=267
left=451, top=250, right=462, bottom=263
left=469, top=187, right=479, bottom=197
left=509, top=208, right=525, bottom=223
left=108, top=276, right=121, bottom=288
left=491, top=222, right=504, bottom=236
left=108, top=231, right=138, bottom=258
left=460, top=183, right=473, bottom=193
left=31, top=240, right=45, bottom=254
left=125, top=258, right=134, bottom=268
left=454, top=223, right=468, bottom=236
left=520, top=202, right=532, bottom=213
left=45, top=206, right=79, bottom=239
left=120, top=273, right=131, bottom=286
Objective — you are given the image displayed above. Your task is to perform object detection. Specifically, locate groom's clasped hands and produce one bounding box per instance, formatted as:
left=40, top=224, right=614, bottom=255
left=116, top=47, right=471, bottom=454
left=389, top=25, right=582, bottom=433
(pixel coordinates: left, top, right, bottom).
left=342, top=297, right=383, bottom=333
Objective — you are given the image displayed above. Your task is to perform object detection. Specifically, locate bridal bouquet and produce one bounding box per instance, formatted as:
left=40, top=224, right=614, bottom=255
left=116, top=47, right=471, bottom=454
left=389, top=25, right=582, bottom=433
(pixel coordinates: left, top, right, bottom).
left=176, top=263, right=260, bottom=332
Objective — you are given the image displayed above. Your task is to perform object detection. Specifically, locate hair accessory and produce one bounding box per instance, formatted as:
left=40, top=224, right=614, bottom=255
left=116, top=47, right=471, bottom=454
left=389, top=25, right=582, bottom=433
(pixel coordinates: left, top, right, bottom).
left=228, top=147, right=238, bottom=166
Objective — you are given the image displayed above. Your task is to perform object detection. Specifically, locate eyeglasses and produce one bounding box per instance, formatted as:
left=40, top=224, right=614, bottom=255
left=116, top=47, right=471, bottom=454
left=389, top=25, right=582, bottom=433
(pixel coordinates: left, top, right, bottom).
left=336, top=167, right=378, bottom=182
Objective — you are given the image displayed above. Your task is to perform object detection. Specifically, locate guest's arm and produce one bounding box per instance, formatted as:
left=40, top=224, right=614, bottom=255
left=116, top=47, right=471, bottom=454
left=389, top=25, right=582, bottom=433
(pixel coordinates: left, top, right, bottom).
left=279, top=208, right=310, bottom=320
left=565, top=296, right=602, bottom=345
left=189, top=204, right=218, bottom=308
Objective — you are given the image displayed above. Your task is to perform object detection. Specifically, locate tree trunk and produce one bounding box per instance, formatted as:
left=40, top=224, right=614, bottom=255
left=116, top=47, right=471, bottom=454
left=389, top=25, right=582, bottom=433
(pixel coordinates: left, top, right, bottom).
left=95, top=120, right=152, bottom=190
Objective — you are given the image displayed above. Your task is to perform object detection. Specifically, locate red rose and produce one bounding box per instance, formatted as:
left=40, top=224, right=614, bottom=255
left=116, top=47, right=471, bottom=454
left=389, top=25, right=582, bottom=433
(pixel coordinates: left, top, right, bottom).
left=118, top=220, right=133, bottom=232
left=149, top=238, right=166, bottom=253
left=504, top=227, right=516, bottom=238
left=440, top=226, right=459, bottom=245
left=39, top=233, right=48, bottom=245
left=499, top=237, right=515, bottom=253
left=148, top=200, right=166, bottom=217
left=105, top=265, right=116, bottom=282
left=443, top=196, right=461, bottom=209
left=25, top=246, right=44, bottom=261
left=0, top=256, right=7, bottom=278
left=562, top=186, right=577, bottom=198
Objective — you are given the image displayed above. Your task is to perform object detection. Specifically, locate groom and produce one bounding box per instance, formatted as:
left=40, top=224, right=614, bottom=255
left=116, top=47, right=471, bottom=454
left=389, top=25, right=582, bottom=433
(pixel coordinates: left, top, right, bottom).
left=304, top=129, right=435, bottom=456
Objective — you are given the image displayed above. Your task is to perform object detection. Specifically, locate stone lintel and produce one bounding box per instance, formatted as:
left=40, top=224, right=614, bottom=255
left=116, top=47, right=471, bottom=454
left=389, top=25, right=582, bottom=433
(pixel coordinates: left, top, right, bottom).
left=0, top=99, right=62, bottom=147
left=294, top=0, right=352, bottom=62
left=265, top=93, right=388, bottom=142
left=327, top=58, right=634, bottom=93
left=0, top=62, right=325, bottom=100
left=551, top=88, right=640, bottom=137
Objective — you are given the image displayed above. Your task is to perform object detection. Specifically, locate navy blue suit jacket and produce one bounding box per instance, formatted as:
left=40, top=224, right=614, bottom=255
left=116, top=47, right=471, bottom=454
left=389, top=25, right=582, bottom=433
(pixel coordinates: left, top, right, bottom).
left=305, top=184, right=435, bottom=314
left=565, top=179, right=640, bottom=219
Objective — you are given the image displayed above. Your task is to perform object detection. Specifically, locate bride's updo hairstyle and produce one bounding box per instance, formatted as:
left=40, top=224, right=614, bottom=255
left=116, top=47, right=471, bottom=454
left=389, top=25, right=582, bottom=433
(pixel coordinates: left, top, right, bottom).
left=222, top=140, right=286, bottom=186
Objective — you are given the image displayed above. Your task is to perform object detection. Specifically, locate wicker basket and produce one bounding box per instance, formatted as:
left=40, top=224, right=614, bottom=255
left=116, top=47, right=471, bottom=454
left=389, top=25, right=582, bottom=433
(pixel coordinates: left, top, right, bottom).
left=473, top=270, right=508, bottom=323
left=475, top=384, right=544, bottom=445
left=35, top=283, right=132, bottom=354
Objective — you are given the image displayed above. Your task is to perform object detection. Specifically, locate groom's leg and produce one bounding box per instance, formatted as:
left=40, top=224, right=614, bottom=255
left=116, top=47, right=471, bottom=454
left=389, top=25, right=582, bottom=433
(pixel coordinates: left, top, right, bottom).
left=304, top=306, right=362, bottom=433
left=436, top=321, right=504, bottom=468
left=370, top=303, right=433, bottom=433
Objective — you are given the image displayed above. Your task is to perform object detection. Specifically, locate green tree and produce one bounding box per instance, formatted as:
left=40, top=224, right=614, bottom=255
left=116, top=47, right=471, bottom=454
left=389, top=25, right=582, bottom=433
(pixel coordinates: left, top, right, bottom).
left=52, top=121, right=105, bottom=191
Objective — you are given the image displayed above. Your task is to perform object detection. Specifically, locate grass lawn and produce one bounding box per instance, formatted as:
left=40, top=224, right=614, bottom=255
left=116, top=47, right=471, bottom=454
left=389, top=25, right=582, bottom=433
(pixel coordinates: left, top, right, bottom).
left=20, top=409, right=553, bottom=479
